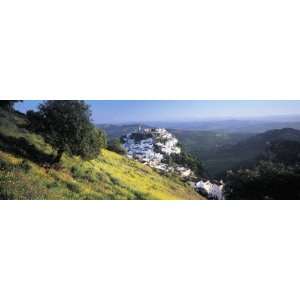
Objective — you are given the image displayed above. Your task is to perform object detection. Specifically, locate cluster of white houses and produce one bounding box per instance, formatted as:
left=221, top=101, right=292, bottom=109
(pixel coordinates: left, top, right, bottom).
left=122, top=128, right=192, bottom=177
left=122, top=127, right=225, bottom=199
left=195, top=180, right=224, bottom=200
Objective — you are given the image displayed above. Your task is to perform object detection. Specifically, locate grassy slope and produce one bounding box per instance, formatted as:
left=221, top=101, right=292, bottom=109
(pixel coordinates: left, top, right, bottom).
left=0, top=109, right=203, bottom=200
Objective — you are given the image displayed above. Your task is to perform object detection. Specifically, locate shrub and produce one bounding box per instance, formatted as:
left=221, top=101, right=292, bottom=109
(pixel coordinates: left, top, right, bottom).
left=0, top=159, right=14, bottom=171
left=46, top=181, right=60, bottom=189
left=96, top=172, right=111, bottom=184
left=19, top=160, right=31, bottom=173
left=133, top=190, right=149, bottom=200
left=71, top=165, right=85, bottom=179
left=71, top=166, right=98, bottom=182
left=84, top=171, right=98, bottom=183
left=67, top=182, right=80, bottom=193
left=66, top=182, right=81, bottom=193
left=107, top=139, right=126, bottom=155
left=109, top=175, right=121, bottom=185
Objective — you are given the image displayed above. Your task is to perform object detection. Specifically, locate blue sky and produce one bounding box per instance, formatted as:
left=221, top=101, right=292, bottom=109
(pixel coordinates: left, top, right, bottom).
left=16, top=100, right=300, bottom=124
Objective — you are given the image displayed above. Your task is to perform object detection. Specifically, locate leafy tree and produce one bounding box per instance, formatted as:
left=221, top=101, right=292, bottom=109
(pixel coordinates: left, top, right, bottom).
left=97, top=128, right=107, bottom=149
left=27, top=100, right=104, bottom=163
left=79, top=127, right=107, bottom=160
left=0, top=100, right=23, bottom=111
left=107, top=139, right=126, bottom=155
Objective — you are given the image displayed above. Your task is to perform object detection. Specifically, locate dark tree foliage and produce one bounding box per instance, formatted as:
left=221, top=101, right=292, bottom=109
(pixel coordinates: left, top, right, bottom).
left=268, top=140, right=300, bottom=165
left=130, top=132, right=152, bottom=142
left=224, top=139, right=300, bottom=199
left=27, top=100, right=105, bottom=163
left=0, top=100, right=23, bottom=111
left=164, top=151, right=203, bottom=177
left=79, top=127, right=107, bottom=160
left=97, top=128, right=107, bottom=149
left=224, top=161, right=300, bottom=200
left=107, top=139, right=126, bottom=155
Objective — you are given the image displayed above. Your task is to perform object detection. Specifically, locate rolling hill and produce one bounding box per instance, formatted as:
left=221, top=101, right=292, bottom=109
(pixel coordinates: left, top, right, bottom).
left=147, top=118, right=300, bottom=133
left=96, top=122, right=300, bottom=179
left=168, top=127, right=300, bottom=178
left=0, top=109, right=203, bottom=200
left=199, top=128, right=300, bottom=177
left=169, top=129, right=252, bottom=159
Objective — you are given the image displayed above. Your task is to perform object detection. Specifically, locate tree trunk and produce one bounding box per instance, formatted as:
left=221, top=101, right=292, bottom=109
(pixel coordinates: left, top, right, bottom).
left=53, top=149, right=64, bottom=164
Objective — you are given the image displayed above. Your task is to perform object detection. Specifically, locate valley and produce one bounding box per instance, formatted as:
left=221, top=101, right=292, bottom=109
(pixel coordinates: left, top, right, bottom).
left=1, top=99, right=300, bottom=200
left=99, top=119, right=300, bottom=178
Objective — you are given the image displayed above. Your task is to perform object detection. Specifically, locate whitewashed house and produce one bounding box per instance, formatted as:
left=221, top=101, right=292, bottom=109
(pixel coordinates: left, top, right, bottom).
left=196, top=180, right=224, bottom=200
left=122, top=127, right=192, bottom=178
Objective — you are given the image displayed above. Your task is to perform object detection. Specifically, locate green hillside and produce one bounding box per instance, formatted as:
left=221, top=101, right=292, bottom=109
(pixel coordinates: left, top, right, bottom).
left=168, top=129, right=252, bottom=177
left=171, top=128, right=300, bottom=178
left=204, top=128, right=300, bottom=177
left=0, top=109, right=203, bottom=200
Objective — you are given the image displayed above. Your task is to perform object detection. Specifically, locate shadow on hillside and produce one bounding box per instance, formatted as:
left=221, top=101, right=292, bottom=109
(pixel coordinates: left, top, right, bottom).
left=0, top=132, right=55, bottom=165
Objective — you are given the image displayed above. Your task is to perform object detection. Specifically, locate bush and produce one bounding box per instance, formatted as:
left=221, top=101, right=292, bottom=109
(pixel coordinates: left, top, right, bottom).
left=85, top=172, right=98, bottom=183
left=107, top=139, right=126, bottom=155
left=46, top=181, right=60, bottom=189
left=71, top=165, right=85, bottom=179
left=0, top=159, right=14, bottom=171
left=19, top=160, right=31, bottom=173
left=133, top=191, right=149, bottom=200
left=109, top=176, right=121, bottom=185
left=66, top=182, right=81, bottom=193
left=71, top=166, right=98, bottom=183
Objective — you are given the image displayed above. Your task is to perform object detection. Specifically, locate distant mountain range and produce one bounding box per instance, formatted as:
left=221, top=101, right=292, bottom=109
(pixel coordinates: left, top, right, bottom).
left=98, top=115, right=300, bottom=136
left=147, top=118, right=300, bottom=133
left=97, top=124, right=151, bottom=140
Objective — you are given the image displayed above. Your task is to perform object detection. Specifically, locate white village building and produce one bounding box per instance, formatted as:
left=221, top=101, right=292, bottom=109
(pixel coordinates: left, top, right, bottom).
left=196, top=180, right=224, bottom=200
left=122, top=127, right=227, bottom=199
left=122, top=128, right=190, bottom=177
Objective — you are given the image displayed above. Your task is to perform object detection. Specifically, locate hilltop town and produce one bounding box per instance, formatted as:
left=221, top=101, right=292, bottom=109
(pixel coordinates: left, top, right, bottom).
left=121, top=127, right=224, bottom=200
left=122, top=127, right=192, bottom=177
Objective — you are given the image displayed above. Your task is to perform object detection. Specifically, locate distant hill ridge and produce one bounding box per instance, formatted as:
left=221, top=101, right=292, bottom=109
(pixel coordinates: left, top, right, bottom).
left=222, top=128, right=300, bottom=152
left=167, top=127, right=300, bottom=178
left=205, top=128, right=300, bottom=177
left=97, top=123, right=151, bottom=140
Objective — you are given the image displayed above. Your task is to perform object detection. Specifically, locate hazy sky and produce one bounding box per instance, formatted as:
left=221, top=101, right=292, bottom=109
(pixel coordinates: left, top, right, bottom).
left=16, top=100, right=300, bottom=124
